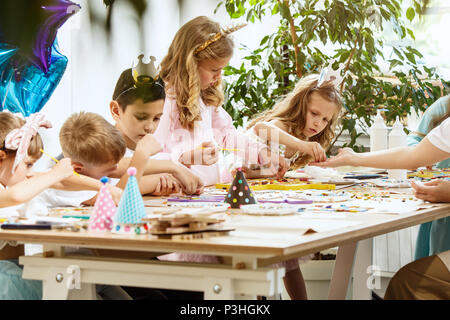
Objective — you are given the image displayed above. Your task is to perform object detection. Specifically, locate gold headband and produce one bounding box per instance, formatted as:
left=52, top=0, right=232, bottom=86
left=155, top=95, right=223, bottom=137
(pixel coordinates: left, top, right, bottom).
left=194, top=23, right=248, bottom=55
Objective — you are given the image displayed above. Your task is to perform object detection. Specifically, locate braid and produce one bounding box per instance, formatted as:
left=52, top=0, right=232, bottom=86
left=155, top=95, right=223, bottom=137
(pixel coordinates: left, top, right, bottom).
left=183, top=51, right=202, bottom=130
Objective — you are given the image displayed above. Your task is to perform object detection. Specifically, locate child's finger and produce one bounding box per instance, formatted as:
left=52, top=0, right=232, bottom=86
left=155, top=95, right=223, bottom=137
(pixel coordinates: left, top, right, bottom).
left=173, top=182, right=181, bottom=194
left=423, top=180, right=440, bottom=187
left=155, top=181, right=161, bottom=194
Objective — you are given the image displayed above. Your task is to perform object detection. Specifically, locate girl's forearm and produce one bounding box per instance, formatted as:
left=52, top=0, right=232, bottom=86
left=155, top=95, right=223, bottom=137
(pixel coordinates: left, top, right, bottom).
left=137, top=175, right=161, bottom=195
left=116, top=151, right=148, bottom=190
left=0, top=171, right=68, bottom=207
left=254, top=122, right=304, bottom=151
left=352, top=137, right=450, bottom=170
left=51, top=174, right=102, bottom=191
left=116, top=157, right=177, bottom=177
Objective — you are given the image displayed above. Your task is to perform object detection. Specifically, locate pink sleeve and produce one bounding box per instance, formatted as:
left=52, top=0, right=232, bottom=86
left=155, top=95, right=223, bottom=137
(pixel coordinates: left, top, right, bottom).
left=211, top=107, right=266, bottom=164
left=153, top=98, right=175, bottom=152
left=153, top=97, right=191, bottom=164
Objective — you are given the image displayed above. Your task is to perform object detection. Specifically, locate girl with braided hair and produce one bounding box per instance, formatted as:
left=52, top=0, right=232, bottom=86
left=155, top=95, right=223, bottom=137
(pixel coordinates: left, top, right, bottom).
left=154, top=16, right=288, bottom=187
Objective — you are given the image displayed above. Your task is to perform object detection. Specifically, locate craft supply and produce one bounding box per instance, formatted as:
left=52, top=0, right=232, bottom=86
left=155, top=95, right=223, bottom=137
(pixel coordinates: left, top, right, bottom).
left=303, top=165, right=341, bottom=180
left=388, top=118, right=407, bottom=180
left=217, top=178, right=335, bottom=191
left=258, top=199, right=313, bottom=205
left=370, top=110, right=388, bottom=152
left=200, top=147, right=241, bottom=152
left=343, top=174, right=383, bottom=180
left=1, top=223, right=79, bottom=231
left=146, top=208, right=230, bottom=239
left=113, top=167, right=148, bottom=235
left=167, top=203, right=230, bottom=212
left=225, top=168, right=256, bottom=208
left=62, top=215, right=90, bottom=220
left=40, top=149, right=80, bottom=177
left=1, top=224, right=52, bottom=230
left=167, top=195, right=225, bottom=203
left=238, top=203, right=303, bottom=216
left=89, top=177, right=117, bottom=232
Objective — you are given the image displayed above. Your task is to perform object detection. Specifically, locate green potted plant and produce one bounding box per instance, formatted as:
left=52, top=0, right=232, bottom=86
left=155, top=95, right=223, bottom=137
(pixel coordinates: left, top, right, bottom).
left=217, top=0, right=449, bottom=152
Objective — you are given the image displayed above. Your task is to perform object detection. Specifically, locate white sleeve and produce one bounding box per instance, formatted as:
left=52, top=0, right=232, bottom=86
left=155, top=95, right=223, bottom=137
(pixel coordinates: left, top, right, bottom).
left=427, top=117, right=450, bottom=153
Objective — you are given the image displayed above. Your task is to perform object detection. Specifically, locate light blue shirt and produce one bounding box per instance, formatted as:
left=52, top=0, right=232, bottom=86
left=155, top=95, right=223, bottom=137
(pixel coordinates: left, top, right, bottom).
left=407, top=95, right=450, bottom=260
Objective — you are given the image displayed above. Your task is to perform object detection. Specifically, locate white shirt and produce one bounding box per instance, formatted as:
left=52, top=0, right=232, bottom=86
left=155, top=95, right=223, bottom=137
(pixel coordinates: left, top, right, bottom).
left=427, top=117, right=450, bottom=153
left=0, top=184, right=24, bottom=218
left=0, top=184, right=21, bottom=251
left=427, top=118, right=450, bottom=270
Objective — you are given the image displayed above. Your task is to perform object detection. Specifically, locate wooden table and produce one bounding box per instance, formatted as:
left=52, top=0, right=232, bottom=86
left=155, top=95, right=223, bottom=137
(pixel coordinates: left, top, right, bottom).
left=1, top=191, right=449, bottom=300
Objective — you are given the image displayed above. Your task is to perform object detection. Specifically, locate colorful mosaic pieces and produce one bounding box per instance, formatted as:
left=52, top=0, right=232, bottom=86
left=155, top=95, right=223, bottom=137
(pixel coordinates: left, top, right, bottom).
left=407, top=169, right=450, bottom=179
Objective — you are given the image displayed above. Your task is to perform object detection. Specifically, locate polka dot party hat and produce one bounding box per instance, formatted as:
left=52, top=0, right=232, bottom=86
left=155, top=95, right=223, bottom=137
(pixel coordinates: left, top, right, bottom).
left=225, top=168, right=257, bottom=209
left=88, top=177, right=117, bottom=232
left=114, top=167, right=146, bottom=225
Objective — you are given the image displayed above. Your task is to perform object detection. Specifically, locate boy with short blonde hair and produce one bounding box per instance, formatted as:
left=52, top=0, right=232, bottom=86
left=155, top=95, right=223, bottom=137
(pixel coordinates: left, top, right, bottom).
left=60, top=112, right=126, bottom=180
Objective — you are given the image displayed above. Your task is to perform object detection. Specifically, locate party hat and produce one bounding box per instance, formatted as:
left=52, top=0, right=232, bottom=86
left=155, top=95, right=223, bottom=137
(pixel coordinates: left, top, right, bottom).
left=225, top=169, right=257, bottom=209
left=113, top=167, right=148, bottom=235
left=88, top=177, right=116, bottom=232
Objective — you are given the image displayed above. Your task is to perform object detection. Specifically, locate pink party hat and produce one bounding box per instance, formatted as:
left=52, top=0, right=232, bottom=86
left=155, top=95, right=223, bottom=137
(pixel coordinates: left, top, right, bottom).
left=88, top=177, right=117, bottom=232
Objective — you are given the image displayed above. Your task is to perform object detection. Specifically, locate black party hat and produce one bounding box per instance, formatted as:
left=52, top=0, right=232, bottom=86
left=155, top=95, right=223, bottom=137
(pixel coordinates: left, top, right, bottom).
left=225, top=169, right=257, bottom=209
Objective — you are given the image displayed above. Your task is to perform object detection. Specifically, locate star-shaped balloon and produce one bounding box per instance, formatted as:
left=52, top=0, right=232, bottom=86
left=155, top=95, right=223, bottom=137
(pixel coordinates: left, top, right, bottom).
left=0, top=0, right=80, bottom=116
left=0, top=0, right=81, bottom=73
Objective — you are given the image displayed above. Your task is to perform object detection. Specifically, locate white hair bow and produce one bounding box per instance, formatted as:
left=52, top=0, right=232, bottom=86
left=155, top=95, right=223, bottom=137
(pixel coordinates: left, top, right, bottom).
left=4, top=113, right=52, bottom=174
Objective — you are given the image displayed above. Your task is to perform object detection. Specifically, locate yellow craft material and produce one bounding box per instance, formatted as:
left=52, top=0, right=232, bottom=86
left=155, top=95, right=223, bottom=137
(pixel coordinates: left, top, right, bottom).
left=216, top=181, right=335, bottom=191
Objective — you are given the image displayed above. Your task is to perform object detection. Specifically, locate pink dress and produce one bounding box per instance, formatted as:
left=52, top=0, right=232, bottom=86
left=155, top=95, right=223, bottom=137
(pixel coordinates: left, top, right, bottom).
left=154, top=96, right=267, bottom=264
left=153, top=96, right=265, bottom=186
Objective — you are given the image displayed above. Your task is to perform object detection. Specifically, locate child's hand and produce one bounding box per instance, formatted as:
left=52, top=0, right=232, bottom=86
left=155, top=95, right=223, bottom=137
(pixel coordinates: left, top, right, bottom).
left=153, top=174, right=181, bottom=196
left=179, top=141, right=219, bottom=166
left=299, top=141, right=327, bottom=163
left=52, top=158, right=75, bottom=179
left=310, top=148, right=355, bottom=167
left=410, top=179, right=450, bottom=203
left=136, top=134, right=162, bottom=157
left=172, top=165, right=204, bottom=195
left=107, top=185, right=123, bottom=205
left=257, top=149, right=289, bottom=179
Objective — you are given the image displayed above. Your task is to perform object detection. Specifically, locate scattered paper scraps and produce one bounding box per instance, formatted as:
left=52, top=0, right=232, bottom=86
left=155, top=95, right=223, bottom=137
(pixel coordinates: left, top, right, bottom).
left=238, top=203, right=304, bottom=216
left=285, top=190, right=354, bottom=203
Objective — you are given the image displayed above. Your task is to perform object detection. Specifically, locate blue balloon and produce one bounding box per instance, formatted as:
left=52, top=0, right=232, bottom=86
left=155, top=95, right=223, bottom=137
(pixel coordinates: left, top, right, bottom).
left=0, top=41, right=67, bottom=116
left=0, top=45, right=17, bottom=68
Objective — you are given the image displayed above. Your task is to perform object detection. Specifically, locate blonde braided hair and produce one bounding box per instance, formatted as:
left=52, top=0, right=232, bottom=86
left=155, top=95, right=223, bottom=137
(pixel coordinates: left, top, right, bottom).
left=160, top=16, right=246, bottom=130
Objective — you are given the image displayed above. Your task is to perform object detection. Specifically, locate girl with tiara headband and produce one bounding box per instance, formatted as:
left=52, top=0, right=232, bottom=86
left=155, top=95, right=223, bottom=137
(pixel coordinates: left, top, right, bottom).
left=154, top=15, right=287, bottom=284
left=245, top=67, right=344, bottom=300
left=153, top=16, right=288, bottom=187
left=246, top=69, right=343, bottom=172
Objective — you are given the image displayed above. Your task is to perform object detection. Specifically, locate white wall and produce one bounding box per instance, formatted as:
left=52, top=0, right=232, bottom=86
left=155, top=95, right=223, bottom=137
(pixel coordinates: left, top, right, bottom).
left=37, top=0, right=278, bottom=165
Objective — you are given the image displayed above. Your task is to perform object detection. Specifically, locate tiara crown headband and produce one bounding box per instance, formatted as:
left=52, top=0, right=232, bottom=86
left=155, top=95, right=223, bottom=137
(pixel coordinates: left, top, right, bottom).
left=132, top=54, right=159, bottom=84
left=115, top=55, right=163, bottom=101
left=317, top=59, right=346, bottom=88
left=194, top=23, right=248, bottom=55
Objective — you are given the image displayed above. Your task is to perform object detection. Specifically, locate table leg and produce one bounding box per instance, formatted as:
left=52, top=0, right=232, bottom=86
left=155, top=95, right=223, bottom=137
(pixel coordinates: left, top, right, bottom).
left=328, top=242, right=357, bottom=300
left=352, top=238, right=373, bottom=300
